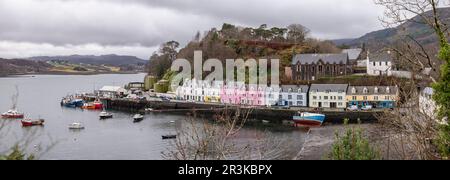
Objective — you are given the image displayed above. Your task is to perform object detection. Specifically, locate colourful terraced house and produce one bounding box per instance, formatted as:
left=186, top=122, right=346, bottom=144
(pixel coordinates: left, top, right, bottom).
left=346, top=86, right=399, bottom=109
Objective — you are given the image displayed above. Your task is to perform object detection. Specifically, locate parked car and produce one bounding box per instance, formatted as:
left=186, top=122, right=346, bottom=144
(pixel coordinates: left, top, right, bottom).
left=347, top=105, right=359, bottom=111
left=361, top=105, right=373, bottom=111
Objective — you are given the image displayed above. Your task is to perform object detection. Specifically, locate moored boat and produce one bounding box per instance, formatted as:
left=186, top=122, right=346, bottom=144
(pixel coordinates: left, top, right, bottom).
left=133, top=114, right=144, bottom=123
left=293, top=112, right=326, bottom=127
left=82, top=100, right=103, bottom=110
left=61, top=98, right=84, bottom=108
left=1, top=110, right=24, bottom=119
left=162, top=135, right=177, bottom=140
left=99, top=111, right=113, bottom=119
left=21, top=119, right=45, bottom=127
left=68, top=123, right=85, bottom=130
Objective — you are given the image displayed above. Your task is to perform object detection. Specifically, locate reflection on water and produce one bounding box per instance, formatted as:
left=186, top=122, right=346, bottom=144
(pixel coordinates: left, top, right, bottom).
left=0, top=74, right=306, bottom=160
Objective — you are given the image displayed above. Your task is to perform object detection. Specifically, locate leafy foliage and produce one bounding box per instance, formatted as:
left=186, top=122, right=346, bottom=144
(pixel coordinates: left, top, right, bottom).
left=0, top=145, right=35, bottom=160
left=329, top=120, right=381, bottom=160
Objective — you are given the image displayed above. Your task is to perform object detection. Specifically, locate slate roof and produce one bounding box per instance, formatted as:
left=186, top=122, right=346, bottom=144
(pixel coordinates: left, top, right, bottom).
left=343, top=48, right=363, bottom=60
left=369, top=52, right=393, bottom=62
left=281, top=85, right=310, bottom=93
left=292, top=53, right=349, bottom=65
left=347, top=86, right=398, bottom=95
left=309, top=84, right=348, bottom=93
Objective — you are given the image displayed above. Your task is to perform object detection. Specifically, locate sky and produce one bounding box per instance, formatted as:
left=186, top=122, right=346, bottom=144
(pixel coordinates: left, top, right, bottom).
left=0, top=0, right=386, bottom=60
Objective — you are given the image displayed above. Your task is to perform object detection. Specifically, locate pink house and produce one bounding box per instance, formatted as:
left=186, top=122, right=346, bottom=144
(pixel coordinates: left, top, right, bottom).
left=220, top=82, right=266, bottom=106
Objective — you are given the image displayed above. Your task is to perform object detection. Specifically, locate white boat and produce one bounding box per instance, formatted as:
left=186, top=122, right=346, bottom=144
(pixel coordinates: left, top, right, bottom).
left=1, top=109, right=24, bottom=118
left=99, top=111, right=113, bottom=119
left=68, top=123, right=85, bottom=130
left=133, top=114, right=144, bottom=122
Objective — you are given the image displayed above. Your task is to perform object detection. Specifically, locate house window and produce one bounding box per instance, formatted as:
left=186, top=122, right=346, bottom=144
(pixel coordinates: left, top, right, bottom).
left=363, top=96, right=368, bottom=100
left=288, top=95, right=292, bottom=100
left=338, top=102, right=343, bottom=106
left=298, top=101, right=303, bottom=106
left=279, top=95, right=283, bottom=99
left=297, top=95, right=302, bottom=100
left=289, top=102, right=293, bottom=106
left=313, top=96, right=317, bottom=100
left=324, top=96, right=328, bottom=100
left=374, top=96, right=379, bottom=101
left=385, top=96, right=390, bottom=100
left=352, top=96, right=357, bottom=100
left=338, top=96, right=343, bottom=100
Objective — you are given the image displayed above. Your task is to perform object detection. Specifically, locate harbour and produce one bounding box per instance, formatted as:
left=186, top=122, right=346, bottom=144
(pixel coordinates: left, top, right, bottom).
left=0, top=73, right=310, bottom=160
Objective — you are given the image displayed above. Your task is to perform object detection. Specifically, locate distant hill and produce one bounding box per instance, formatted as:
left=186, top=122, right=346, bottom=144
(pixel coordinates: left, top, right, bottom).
left=29, top=54, right=147, bottom=66
left=0, top=58, right=52, bottom=76
left=333, top=7, right=450, bottom=51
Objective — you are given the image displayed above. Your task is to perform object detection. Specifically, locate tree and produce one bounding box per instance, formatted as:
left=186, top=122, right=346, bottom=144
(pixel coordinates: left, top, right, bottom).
left=287, top=24, right=310, bottom=44
left=148, top=41, right=180, bottom=79
left=375, top=0, right=450, bottom=159
left=328, top=120, right=381, bottom=160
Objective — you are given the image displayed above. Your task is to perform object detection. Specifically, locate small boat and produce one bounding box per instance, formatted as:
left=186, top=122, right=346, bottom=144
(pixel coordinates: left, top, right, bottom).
left=21, top=119, right=45, bottom=127
left=1, top=110, right=24, bottom=119
left=145, top=108, right=162, bottom=113
left=99, top=111, right=113, bottom=119
left=133, top=114, right=144, bottom=123
left=162, top=135, right=177, bottom=140
left=68, top=123, right=85, bottom=130
left=82, top=100, right=103, bottom=110
left=61, top=98, right=84, bottom=108
left=293, top=112, right=326, bottom=127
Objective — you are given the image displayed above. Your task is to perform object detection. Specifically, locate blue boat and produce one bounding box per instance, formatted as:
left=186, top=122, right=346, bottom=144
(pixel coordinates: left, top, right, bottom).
left=61, top=98, right=85, bottom=108
left=293, top=112, right=326, bottom=127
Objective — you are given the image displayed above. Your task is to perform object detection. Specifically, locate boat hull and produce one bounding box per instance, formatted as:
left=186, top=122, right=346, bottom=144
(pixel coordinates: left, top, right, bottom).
left=21, top=119, right=45, bottom=127
left=100, top=115, right=113, bottom=119
left=293, top=113, right=326, bottom=127
left=2, top=114, right=24, bottom=119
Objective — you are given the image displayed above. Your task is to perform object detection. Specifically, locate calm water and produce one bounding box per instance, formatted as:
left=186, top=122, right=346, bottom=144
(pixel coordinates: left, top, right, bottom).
left=0, top=74, right=306, bottom=160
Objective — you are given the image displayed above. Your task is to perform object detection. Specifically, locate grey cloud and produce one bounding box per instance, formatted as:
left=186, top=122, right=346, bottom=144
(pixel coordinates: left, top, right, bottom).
left=0, top=0, right=386, bottom=59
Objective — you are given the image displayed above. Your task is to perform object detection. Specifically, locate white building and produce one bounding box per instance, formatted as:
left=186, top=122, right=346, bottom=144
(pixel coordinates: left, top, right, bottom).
left=279, top=85, right=309, bottom=107
left=264, top=85, right=281, bottom=107
left=309, top=84, right=348, bottom=108
left=176, top=78, right=224, bottom=103
left=367, top=52, right=394, bottom=76
left=98, top=86, right=128, bottom=98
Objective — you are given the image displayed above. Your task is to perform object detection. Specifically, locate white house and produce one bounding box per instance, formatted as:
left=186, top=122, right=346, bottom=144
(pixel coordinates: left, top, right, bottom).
left=343, top=48, right=367, bottom=67
left=309, top=84, right=348, bottom=108
left=279, top=85, right=309, bottom=107
left=367, top=52, right=394, bottom=76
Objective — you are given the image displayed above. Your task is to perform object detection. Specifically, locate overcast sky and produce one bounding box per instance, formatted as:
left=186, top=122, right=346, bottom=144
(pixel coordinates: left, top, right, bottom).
left=0, top=0, right=385, bottom=60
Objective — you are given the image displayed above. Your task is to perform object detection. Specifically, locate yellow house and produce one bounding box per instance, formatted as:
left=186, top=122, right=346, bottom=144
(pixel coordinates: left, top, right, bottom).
left=346, top=86, right=399, bottom=109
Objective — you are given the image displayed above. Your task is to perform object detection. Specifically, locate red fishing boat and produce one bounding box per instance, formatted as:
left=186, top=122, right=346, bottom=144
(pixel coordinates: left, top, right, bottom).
left=82, top=100, right=103, bottom=110
left=1, top=110, right=24, bottom=119
left=21, top=119, right=45, bottom=127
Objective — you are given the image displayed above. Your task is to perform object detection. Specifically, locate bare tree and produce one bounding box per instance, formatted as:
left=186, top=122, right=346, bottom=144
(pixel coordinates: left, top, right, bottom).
left=162, top=107, right=300, bottom=160
left=371, top=0, right=450, bottom=160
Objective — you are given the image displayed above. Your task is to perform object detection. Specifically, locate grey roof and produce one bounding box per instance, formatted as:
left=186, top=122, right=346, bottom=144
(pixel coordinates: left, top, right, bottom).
left=292, top=53, right=349, bottom=65
left=343, top=49, right=363, bottom=60
left=347, top=86, right=398, bottom=95
left=281, top=85, right=309, bottom=93
left=310, top=84, right=348, bottom=93
left=369, top=52, right=393, bottom=62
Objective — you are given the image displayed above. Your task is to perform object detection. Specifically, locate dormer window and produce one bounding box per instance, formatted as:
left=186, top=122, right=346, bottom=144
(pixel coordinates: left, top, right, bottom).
left=289, top=88, right=293, bottom=93
left=363, top=87, right=368, bottom=94
left=386, top=87, right=390, bottom=94
left=351, top=87, right=356, bottom=94
left=374, top=87, right=379, bottom=94
left=298, top=88, right=303, bottom=93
